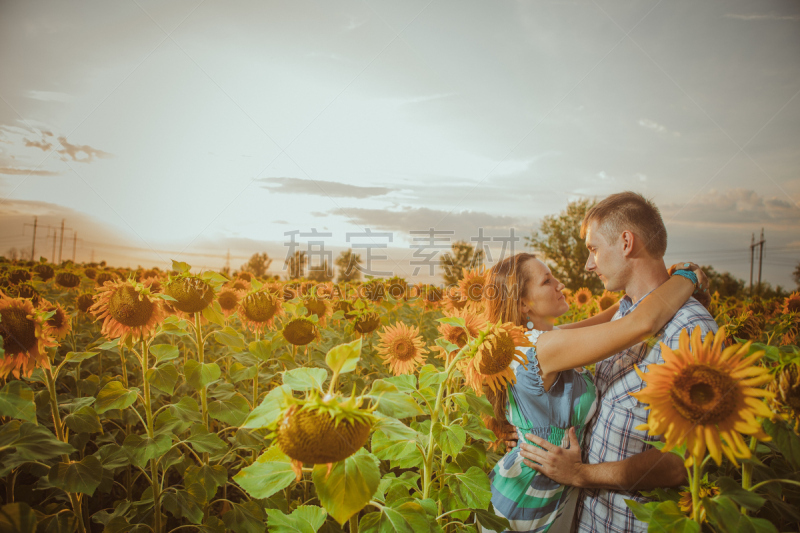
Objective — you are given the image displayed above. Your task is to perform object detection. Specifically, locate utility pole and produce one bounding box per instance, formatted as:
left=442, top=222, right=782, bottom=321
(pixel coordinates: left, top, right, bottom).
left=749, top=229, right=766, bottom=295
left=72, top=233, right=77, bottom=262
left=58, top=219, right=65, bottom=264
left=26, top=217, right=38, bottom=261
left=225, top=249, right=230, bottom=273
left=52, top=232, right=57, bottom=264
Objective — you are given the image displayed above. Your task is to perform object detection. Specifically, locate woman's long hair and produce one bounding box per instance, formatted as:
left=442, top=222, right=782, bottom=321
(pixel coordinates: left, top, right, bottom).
left=483, top=253, right=537, bottom=428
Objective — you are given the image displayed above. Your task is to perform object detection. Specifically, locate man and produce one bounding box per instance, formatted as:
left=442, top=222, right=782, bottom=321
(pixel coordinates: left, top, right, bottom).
left=513, top=192, right=717, bottom=532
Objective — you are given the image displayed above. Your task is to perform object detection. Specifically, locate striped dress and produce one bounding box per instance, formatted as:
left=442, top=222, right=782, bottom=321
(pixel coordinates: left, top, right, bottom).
left=486, top=328, right=598, bottom=533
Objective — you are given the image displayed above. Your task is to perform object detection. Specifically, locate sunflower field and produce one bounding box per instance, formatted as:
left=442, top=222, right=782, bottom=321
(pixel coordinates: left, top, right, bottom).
left=0, top=259, right=799, bottom=533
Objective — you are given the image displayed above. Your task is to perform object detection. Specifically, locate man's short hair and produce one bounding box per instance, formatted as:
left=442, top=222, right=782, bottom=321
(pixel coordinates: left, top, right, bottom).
left=580, top=191, right=667, bottom=258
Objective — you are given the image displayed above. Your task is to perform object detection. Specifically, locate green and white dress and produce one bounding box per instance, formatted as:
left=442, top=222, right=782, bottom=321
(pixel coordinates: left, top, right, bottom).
left=486, top=328, right=598, bottom=533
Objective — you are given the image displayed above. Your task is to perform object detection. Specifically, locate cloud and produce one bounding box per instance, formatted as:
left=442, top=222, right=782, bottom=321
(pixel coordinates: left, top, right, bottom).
left=0, top=166, right=60, bottom=176
left=725, top=13, right=800, bottom=21
left=56, top=136, right=113, bottom=163
left=663, top=188, right=800, bottom=227
left=24, top=139, right=52, bottom=151
left=258, top=177, right=394, bottom=198
left=25, top=90, right=70, bottom=102
left=329, top=205, right=519, bottom=241
left=638, top=119, right=680, bottom=137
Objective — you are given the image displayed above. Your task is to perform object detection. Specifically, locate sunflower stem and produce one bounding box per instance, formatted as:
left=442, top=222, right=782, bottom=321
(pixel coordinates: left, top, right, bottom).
left=253, top=332, right=260, bottom=406
left=740, top=436, right=759, bottom=515
left=44, top=365, right=87, bottom=533
left=422, top=352, right=464, bottom=500
left=141, top=336, right=162, bottom=533
left=690, top=453, right=702, bottom=523
left=349, top=514, right=359, bottom=533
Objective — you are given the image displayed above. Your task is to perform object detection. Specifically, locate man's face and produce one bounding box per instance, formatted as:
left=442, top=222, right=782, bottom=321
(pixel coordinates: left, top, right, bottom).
left=584, top=220, right=627, bottom=292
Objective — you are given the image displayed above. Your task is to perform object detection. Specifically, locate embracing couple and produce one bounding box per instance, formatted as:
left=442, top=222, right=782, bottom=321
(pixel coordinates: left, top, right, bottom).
left=480, top=192, right=718, bottom=533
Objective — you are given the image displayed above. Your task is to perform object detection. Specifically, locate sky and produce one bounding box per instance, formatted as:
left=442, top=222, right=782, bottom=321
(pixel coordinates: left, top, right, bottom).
left=1, top=0, right=799, bottom=287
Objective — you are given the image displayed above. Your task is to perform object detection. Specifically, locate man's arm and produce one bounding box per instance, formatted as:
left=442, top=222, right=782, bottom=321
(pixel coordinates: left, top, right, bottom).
left=519, top=428, right=687, bottom=491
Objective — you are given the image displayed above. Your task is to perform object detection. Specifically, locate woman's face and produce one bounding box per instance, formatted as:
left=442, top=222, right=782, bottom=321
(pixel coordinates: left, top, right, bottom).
left=519, top=258, right=569, bottom=326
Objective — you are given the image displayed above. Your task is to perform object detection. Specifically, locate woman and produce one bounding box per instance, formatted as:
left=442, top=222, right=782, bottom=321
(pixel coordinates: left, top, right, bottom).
left=481, top=253, right=704, bottom=533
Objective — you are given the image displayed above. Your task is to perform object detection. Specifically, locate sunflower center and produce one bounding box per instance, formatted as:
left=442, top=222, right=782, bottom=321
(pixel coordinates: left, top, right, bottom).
left=465, top=282, right=483, bottom=301
left=108, top=285, right=155, bottom=328
left=283, top=319, right=317, bottom=346
left=670, top=364, right=738, bottom=424
left=689, top=382, right=714, bottom=405
left=391, top=339, right=415, bottom=361
left=218, top=291, right=238, bottom=311
left=242, top=293, right=278, bottom=323
left=47, top=309, right=66, bottom=330
left=479, top=333, right=515, bottom=375
left=0, top=306, right=37, bottom=354
left=166, top=278, right=213, bottom=313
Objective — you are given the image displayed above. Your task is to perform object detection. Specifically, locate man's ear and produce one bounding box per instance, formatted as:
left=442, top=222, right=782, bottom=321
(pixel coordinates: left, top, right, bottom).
left=620, top=230, right=636, bottom=257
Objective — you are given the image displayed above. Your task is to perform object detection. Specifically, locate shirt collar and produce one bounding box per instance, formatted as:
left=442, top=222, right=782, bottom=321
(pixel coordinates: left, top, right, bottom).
left=618, top=288, right=657, bottom=316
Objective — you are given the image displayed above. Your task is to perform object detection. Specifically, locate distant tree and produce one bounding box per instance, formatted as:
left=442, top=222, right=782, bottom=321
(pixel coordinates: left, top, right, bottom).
left=336, top=250, right=362, bottom=283
left=285, top=251, right=307, bottom=280
left=525, top=198, right=603, bottom=292
left=440, top=241, right=485, bottom=286
left=701, top=265, right=745, bottom=298
left=5, top=247, right=19, bottom=261
left=308, top=259, right=334, bottom=282
left=794, top=260, right=800, bottom=289
left=240, top=253, right=273, bottom=278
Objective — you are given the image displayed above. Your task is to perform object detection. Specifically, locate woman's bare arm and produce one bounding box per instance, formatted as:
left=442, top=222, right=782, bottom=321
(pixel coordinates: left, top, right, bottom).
left=556, top=302, right=620, bottom=329
left=535, top=275, right=695, bottom=376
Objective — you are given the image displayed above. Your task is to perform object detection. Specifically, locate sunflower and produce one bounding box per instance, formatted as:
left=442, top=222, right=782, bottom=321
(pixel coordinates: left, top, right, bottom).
left=9, top=269, right=31, bottom=285
left=632, top=326, right=774, bottom=466
left=276, top=390, right=376, bottom=467
left=573, top=287, right=592, bottom=307
left=385, top=277, right=407, bottom=300
left=229, top=279, right=250, bottom=292
left=678, top=477, right=719, bottom=522
left=239, top=290, right=282, bottom=332
left=597, top=290, right=618, bottom=311
left=784, top=292, right=800, bottom=314
left=444, top=287, right=468, bottom=312
left=459, top=322, right=531, bottom=395
left=76, top=293, right=95, bottom=314
left=164, top=276, right=214, bottom=314
left=7, top=283, right=40, bottom=304
left=332, top=299, right=357, bottom=320
left=0, top=295, right=56, bottom=379
left=420, top=284, right=443, bottom=307
left=459, top=266, right=486, bottom=307
left=90, top=279, right=167, bottom=343
left=376, top=322, right=428, bottom=375
left=302, top=296, right=329, bottom=325
left=360, top=280, right=385, bottom=303
left=434, top=309, right=488, bottom=363
left=282, top=317, right=319, bottom=346
left=55, top=271, right=81, bottom=289
left=40, top=300, right=71, bottom=340
left=767, top=363, right=800, bottom=433
left=95, top=271, right=116, bottom=287
left=354, top=312, right=381, bottom=335
left=237, top=271, right=253, bottom=282
left=782, top=316, right=800, bottom=346
left=32, top=264, right=55, bottom=281
left=726, top=311, right=764, bottom=342
left=217, top=287, right=242, bottom=318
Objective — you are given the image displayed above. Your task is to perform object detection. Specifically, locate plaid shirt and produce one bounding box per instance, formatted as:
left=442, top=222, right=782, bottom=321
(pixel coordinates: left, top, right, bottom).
left=574, top=292, right=718, bottom=533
